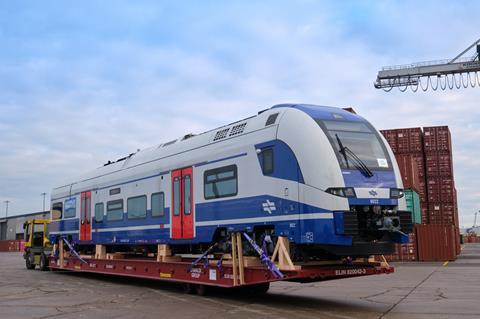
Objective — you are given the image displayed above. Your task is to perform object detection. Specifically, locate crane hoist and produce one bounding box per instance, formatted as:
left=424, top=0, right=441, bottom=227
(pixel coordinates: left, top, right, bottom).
left=375, top=39, right=480, bottom=92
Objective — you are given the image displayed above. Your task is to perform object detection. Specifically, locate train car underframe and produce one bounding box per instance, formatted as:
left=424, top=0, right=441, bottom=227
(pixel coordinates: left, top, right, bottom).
left=47, top=232, right=394, bottom=295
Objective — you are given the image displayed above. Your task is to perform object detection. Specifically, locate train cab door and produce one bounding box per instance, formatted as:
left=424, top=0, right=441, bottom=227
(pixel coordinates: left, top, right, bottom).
left=80, top=191, right=92, bottom=241
left=171, top=167, right=194, bottom=239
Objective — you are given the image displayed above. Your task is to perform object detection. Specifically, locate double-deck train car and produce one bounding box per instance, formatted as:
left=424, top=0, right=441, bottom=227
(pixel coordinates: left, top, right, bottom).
left=48, top=104, right=412, bottom=258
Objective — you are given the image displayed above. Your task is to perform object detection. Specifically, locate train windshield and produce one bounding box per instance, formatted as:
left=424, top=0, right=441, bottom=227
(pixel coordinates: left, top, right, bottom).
left=316, top=120, right=391, bottom=170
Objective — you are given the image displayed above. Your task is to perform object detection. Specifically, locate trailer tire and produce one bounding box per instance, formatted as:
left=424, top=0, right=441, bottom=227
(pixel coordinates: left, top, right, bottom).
left=25, top=253, right=35, bottom=270
left=249, top=283, right=270, bottom=294
left=39, top=253, right=49, bottom=271
left=182, top=283, right=194, bottom=294
left=195, top=284, right=209, bottom=296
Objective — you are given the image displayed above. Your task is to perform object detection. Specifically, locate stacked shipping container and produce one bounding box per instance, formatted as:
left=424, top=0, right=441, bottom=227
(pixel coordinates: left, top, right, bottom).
left=380, top=125, right=460, bottom=261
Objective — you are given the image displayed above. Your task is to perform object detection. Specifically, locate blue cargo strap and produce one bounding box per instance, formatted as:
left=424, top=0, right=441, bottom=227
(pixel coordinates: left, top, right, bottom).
left=187, top=242, right=218, bottom=272
left=61, top=236, right=88, bottom=264
left=242, top=233, right=284, bottom=279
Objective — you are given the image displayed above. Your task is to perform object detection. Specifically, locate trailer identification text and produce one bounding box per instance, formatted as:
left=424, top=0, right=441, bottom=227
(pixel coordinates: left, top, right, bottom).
left=335, top=268, right=367, bottom=276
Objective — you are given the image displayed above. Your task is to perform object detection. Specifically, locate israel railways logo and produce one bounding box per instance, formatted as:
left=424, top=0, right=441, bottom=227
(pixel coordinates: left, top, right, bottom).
left=262, top=200, right=276, bottom=214
left=369, top=190, right=378, bottom=196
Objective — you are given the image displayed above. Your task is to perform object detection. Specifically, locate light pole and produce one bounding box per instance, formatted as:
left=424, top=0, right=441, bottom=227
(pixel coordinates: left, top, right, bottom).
left=4, top=200, right=9, bottom=219
left=41, top=193, right=47, bottom=212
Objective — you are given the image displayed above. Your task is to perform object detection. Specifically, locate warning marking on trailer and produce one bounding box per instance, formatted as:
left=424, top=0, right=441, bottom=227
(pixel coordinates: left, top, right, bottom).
left=209, top=269, right=217, bottom=281
left=160, top=272, right=172, bottom=278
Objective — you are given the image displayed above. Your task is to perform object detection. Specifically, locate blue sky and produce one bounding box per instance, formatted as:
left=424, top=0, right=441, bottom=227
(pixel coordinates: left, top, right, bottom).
left=0, top=1, right=479, bottom=227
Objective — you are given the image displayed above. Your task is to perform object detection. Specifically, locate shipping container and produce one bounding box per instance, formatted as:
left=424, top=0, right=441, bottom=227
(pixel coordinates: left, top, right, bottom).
left=415, top=224, right=456, bottom=261
left=426, top=176, right=455, bottom=203
left=405, top=189, right=421, bottom=224
left=380, top=129, right=398, bottom=153
left=423, top=126, right=452, bottom=152
left=381, top=128, right=423, bottom=153
left=425, top=152, right=454, bottom=177
left=397, top=128, right=423, bottom=153
left=421, top=206, right=429, bottom=224
left=0, top=240, right=21, bottom=252
left=395, top=154, right=422, bottom=192
left=428, top=202, right=458, bottom=226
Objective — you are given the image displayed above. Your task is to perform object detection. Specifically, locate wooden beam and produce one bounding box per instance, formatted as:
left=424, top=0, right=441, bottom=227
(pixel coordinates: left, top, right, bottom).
left=236, top=232, right=245, bottom=285
left=59, top=238, right=64, bottom=269
left=95, top=245, right=106, bottom=260
left=231, top=233, right=238, bottom=286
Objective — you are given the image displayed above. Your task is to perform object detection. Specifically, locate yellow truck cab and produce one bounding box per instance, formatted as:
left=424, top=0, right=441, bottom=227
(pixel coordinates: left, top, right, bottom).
left=23, top=219, right=52, bottom=270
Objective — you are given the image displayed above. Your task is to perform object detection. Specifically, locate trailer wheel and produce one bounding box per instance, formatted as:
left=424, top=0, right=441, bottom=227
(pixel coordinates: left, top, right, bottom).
left=249, top=283, right=270, bottom=294
left=39, top=253, right=49, bottom=271
left=181, top=283, right=194, bottom=294
left=25, top=253, right=35, bottom=270
left=195, top=284, right=209, bottom=296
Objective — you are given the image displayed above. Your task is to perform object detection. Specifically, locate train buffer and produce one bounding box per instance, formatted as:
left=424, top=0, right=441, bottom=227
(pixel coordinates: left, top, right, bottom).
left=48, top=233, right=394, bottom=295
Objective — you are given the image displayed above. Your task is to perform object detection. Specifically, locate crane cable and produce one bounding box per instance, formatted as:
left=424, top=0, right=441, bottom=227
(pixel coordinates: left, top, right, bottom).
left=382, top=71, right=480, bottom=92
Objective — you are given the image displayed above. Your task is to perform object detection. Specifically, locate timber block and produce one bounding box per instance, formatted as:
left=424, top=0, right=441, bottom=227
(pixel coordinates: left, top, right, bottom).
left=158, top=255, right=181, bottom=263
left=106, top=253, right=126, bottom=260
left=95, top=245, right=106, bottom=259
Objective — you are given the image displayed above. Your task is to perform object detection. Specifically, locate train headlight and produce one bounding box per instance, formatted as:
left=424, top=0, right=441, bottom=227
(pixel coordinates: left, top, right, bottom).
left=390, top=188, right=404, bottom=199
left=326, top=187, right=356, bottom=198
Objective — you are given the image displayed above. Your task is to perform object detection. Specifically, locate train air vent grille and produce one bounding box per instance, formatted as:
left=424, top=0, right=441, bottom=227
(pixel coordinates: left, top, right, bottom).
left=343, top=212, right=359, bottom=236
left=214, top=128, right=230, bottom=141
left=229, top=123, right=247, bottom=136
left=162, top=140, right=177, bottom=147
left=265, top=113, right=279, bottom=126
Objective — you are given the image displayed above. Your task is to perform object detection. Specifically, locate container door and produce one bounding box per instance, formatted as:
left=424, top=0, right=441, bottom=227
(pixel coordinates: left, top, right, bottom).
left=80, top=191, right=92, bottom=241
left=171, top=167, right=194, bottom=239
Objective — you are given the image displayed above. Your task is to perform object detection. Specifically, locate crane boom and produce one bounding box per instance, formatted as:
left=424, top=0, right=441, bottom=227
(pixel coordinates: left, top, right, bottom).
left=375, top=39, right=480, bottom=92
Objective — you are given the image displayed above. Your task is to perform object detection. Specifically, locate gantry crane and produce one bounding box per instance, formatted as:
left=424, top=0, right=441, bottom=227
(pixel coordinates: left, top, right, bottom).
left=375, top=39, right=480, bottom=92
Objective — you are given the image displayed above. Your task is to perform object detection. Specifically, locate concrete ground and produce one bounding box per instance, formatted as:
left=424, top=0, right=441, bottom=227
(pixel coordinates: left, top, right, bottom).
left=1, top=244, right=480, bottom=319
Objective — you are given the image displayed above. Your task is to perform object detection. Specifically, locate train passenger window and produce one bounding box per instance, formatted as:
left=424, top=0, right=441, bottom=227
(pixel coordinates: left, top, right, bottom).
left=64, top=198, right=76, bottom=218
left=262, top=148, right=274, bottom=174
left=52, top=202, right=63, bottom=220
left=127, top=196, right=147, bottom=219
left=95, top=203, right=104, bottom=222
left=173, top=177, right=180, bottom=216
left=151, top=192, right=165, bottom=217
left=204, top=165, right=238, bottom=199
left=184, top=175, right=191, bottom=215
left=106, top=199, right=124, bottom=221
left=109, top=188, right=121, bottom=195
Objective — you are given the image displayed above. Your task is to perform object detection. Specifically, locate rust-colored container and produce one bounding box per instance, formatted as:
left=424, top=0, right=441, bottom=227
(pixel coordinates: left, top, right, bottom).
left=0, top=240, right=21, bottom=252
left=380, top=129, right=398, bottom=153
left=428, top=202, right=458, bottom=226
left=423, top=126, right=452, bottom=152
left=426, top=176, right=455, bottom=203
left=425, top=152, right=453, bottom=177
left=421, top=206, right=429, bottom=224
left=381, top=128, right=423, bottom=153
left=395, top=154, right=422, bottom=192
left=415, top=224, right=456, bottom=261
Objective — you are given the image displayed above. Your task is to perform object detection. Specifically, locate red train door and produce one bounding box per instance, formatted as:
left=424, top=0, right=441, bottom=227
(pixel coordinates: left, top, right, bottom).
left=171, top=167, right=194, bottom=239
left=80, top=191, right=92, bottom=241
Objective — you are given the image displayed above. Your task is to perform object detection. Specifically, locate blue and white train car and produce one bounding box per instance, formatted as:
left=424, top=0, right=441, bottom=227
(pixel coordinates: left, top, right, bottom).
left=48, top=104, right=412, bottom=258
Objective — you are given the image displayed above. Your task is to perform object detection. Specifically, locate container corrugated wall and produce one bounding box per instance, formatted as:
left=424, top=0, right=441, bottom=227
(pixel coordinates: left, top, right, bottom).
left=415, top=224, right=456, bottom=261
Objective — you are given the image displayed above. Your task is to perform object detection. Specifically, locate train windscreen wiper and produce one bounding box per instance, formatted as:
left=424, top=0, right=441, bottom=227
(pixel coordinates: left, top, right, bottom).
left=335, top=134, right=350, bottom=169
left=335, top=134, right=374, bottom=177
